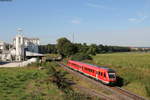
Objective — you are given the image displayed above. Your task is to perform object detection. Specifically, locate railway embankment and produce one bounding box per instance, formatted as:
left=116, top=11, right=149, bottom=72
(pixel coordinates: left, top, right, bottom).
left=56, top=62, right=146, bottom=100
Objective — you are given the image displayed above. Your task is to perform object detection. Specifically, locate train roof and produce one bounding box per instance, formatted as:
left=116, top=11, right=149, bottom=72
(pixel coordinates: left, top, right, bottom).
left=69, top=60, right=115, bottom=72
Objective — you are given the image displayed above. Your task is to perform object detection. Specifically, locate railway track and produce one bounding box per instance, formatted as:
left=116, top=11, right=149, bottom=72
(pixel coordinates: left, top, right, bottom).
left=110, top=86, right=146, bottom=100
left=56, top=62, right=146, bottom=100
left=74, top=85, right=113, bottom=100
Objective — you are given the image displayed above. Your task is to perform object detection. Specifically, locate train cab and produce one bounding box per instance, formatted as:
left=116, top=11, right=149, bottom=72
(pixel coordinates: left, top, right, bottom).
left=107, top=69, right=116, bottom=85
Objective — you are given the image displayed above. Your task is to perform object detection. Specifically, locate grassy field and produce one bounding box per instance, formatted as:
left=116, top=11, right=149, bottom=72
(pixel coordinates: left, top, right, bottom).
left=45, top=54, right=61, bottom=58
left=0, top=62, right=100, bottom=100
left=0, top=67, right=65, bottom=100
left=91, top=52, right=150, bottom=99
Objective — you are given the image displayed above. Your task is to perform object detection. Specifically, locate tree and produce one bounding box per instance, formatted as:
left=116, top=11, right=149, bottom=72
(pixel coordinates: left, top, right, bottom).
left=38, top=44, right=57, bottom=54
left=87, top=44, right=98, bottom=55
left=56, top=37, right=77, bottom=57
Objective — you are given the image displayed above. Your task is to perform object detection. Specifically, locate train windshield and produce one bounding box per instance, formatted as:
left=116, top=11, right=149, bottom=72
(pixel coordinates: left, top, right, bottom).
left=108, top=73, right=116, bottom=78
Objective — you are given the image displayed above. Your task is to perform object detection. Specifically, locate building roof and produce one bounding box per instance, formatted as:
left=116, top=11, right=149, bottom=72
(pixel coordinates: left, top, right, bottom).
left=26, top=51, right=43, bottom=57
left=13, top=34, right=39, bottom=41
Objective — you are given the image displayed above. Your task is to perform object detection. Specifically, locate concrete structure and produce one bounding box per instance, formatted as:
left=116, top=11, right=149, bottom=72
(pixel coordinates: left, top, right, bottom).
left=0, top=31, right=42, bottom=62
left=13, top=34, right=40, bottom=61
left=0, top=41, right=6, bottom=52
left=0, top=41, right=9, bottom=61
left=0, top=58, right=38, bottom=67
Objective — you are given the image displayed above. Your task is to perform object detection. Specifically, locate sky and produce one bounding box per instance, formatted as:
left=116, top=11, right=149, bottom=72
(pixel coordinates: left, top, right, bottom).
left=0, top=0, right=150, bottom=47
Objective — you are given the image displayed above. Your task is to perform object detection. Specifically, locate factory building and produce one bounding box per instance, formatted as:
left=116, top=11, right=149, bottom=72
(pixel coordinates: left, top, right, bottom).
left=13, top=34, right=40, bottom=61
left=0, top=41, right=6, bottom=52
left=0, top=34, right=42, bottom=62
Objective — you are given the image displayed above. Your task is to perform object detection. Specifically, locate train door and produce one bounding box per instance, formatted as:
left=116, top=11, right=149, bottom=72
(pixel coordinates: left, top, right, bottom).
left=97, top=71, right=101, bottom=80
left=98, top=71, right=104, bottom=82
left=96, top=71, right=98, bottom=79
left=82, top=66, right=85, bottom=73
left=81, top=66, right=83, bottom=72
left=103, top=72, right=108, bottom=84
left=100, top=72, right=105, bottom=82
left=79, top=65, right=82, bottom=72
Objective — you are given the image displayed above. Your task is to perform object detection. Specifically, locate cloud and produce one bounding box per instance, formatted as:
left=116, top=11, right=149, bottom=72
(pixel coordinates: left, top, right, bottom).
left=87, top=3, right=102, bottom=8
left=141, top=15, right=148, bottom=21
left=71, top=19, right=81, bottom=24
left=86, top=3, right=115, bottom=10
left=128, top=15, right=148, bottom=23
left=128, top=18, right=137, bottom=22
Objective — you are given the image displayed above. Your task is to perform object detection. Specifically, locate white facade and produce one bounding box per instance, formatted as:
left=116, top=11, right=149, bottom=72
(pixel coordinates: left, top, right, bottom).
left=0, top=41, right=6, bottom=51
left=0, top=34, right=40, bottom=62
left=13, top=34, right=40, bottom=61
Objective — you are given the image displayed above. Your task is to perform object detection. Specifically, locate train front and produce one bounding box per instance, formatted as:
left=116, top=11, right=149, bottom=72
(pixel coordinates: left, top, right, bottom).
left=107, top=69, right=117, bottom=85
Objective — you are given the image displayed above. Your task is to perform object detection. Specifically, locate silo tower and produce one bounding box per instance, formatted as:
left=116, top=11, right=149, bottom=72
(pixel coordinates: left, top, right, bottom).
left=15, top=28, right=25, bottom=61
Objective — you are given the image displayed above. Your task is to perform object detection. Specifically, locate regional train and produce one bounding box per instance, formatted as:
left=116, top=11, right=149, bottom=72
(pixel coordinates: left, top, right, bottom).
left=67, top=60, right=117, bottom=85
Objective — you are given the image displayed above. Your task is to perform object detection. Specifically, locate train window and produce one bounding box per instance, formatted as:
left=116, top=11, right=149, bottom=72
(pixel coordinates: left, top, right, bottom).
left=104, top=73, right=106, bottom=78
left=99, top=72, right=101, bottom=75
left=108, top=73, right=115, bottom=78
left=101, top=72, right=103, bottom=76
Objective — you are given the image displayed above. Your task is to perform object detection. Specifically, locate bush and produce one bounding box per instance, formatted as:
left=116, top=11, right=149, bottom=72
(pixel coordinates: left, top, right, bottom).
left=71, top=53, right=92, bottom=61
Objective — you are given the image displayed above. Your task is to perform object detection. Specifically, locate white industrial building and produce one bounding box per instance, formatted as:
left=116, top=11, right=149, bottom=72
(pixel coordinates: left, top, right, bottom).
left=0, top=41, right=6, bottom=51
left=0, top=34, right=42, bottom=62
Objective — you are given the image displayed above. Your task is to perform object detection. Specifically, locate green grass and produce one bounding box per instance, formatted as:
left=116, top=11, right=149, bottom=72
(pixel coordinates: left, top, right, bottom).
left=45, top=54, right=61, bottom=58
left=0, top=67, right=64, bottom=100
left=0, top=62, right=99, bottom=100
left=92, top=52, right=150, bottom=99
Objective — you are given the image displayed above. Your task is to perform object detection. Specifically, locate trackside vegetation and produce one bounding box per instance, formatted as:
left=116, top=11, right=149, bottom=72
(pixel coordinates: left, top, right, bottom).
left=0, top=62, right=98, bottom=100
left=71, top=53, right=92, bottom=61
left=0, top=67, right=63, bottom=100
left=91, top=52, right=150, bottom=99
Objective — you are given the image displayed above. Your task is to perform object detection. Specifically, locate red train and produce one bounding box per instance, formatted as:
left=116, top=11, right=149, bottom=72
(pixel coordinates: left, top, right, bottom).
left=67, top=60, right=117, bottom=85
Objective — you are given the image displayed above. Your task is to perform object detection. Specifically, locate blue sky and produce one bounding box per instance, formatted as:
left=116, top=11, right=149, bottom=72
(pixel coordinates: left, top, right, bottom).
left=0, top=0, right=150, bottom=46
